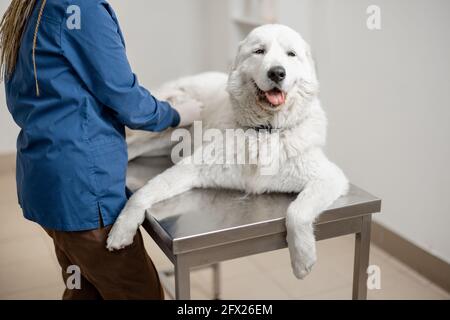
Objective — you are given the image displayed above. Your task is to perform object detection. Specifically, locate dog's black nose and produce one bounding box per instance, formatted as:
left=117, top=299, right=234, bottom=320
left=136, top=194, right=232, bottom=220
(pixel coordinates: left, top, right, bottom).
left=267, top=66, right=286, bottom=83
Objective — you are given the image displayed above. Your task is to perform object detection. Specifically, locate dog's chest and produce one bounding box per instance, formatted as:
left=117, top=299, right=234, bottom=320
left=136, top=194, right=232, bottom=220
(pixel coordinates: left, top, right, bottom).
left=197, top=124, right=310, bottom=193
left=200, top=150, right=306, bottom=194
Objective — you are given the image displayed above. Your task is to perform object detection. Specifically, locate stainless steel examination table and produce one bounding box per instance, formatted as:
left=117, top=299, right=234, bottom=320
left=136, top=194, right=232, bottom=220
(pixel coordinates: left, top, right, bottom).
left=127, top=157, right=381, bottom=300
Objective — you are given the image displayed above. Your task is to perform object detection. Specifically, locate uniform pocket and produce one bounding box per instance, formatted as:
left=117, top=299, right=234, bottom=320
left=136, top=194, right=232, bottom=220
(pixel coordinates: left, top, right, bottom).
left=89, top=139, right=128, bottom=196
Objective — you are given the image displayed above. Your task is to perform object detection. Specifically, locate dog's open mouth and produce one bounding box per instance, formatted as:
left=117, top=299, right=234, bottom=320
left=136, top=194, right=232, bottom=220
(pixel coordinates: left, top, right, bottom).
left=253, top=81, right=286, bottom=108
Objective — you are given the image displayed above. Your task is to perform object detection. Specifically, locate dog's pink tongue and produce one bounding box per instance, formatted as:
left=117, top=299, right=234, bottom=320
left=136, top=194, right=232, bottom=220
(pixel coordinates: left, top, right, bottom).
left=265, top=90, right=286, bottom=106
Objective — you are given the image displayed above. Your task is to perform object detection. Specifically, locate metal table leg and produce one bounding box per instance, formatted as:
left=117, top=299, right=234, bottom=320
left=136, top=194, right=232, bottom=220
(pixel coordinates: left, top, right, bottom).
left=212, top=263, right=221, bottom=299
left=175, top=255, right=191, bottom=299
left=160, top=262, right=221, bottom=300
left=352, top=214, right=372, bottom=300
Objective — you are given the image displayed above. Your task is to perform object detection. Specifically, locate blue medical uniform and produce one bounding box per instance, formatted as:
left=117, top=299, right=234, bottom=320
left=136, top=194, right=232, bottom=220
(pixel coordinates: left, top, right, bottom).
left=5, top=0, right=180, bottom=231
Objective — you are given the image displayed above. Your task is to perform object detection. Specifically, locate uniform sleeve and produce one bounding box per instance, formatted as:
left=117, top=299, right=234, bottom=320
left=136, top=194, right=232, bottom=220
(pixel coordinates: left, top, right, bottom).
left=60, top=1, right=180, bottom=131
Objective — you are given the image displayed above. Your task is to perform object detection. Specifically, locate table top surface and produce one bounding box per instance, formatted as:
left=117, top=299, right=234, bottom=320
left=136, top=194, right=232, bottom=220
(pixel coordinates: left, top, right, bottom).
left=128, top=157, right=381, bottom=254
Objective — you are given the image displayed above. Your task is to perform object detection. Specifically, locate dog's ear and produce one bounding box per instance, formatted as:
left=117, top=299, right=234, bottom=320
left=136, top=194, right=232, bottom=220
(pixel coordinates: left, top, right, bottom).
left=229, top=40, right=245, bottom=73
left=305, top=44, right=318, bottom=85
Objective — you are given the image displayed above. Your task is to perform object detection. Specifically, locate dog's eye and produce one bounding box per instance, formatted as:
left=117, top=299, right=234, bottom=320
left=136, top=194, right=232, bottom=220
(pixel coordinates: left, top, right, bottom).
left=287, top=51, right=297, bottom=57
left=253, top=48, right=265, bottom=55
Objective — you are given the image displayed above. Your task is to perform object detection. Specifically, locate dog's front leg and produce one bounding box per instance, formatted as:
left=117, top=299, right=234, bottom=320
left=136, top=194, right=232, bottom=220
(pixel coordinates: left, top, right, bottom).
left=286, top=176, right=347, bottom=279
left=106, top=160, right=200, bottom=251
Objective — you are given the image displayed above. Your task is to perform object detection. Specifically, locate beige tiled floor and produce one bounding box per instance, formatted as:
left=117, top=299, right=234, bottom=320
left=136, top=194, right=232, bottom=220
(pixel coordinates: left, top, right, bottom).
left=0, top=156, right=448, bottom=300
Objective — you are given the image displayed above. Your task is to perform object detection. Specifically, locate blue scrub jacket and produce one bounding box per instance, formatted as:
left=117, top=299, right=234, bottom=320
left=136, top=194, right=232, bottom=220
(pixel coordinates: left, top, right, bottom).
left=5, top=0, right=180, bottom=231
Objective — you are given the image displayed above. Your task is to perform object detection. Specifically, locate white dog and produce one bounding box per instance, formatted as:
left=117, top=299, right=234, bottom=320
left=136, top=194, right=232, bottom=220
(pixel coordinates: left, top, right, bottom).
left=106, top=24, right=349, bottom=279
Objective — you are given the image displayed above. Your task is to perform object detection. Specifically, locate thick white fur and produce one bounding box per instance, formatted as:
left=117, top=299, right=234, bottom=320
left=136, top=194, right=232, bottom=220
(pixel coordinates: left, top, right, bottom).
left=107, top=25, right=348, bottom=279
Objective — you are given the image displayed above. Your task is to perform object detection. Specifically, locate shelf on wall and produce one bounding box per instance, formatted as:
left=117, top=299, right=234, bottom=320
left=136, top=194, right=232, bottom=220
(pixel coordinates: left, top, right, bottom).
left=232, top=16, right=275, bottom=28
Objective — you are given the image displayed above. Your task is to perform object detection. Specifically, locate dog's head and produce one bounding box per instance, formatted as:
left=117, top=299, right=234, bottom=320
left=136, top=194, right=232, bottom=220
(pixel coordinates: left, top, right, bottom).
left=227, top=24, right=319, bottom=129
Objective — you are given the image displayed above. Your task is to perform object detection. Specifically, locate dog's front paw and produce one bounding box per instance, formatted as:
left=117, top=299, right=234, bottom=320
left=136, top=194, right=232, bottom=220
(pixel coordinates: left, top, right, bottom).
left=288, top=242, right=317, bottom=279
left=286, top=224, right=317, bottom=279
left=106, top=206, right=145, bottom=251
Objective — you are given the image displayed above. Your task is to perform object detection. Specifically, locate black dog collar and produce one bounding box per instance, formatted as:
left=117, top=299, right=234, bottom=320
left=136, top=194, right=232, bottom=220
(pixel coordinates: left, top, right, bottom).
left=252, top=124, right=279, bottom=133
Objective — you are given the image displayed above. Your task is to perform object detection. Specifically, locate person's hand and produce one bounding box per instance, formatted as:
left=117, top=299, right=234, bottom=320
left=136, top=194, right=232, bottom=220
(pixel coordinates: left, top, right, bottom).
left=170, top=96, right=203, bottom=127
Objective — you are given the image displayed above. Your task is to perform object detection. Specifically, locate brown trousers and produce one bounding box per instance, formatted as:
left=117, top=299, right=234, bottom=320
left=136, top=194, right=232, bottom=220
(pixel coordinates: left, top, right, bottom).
left=44, top=225, right=164, bottom=300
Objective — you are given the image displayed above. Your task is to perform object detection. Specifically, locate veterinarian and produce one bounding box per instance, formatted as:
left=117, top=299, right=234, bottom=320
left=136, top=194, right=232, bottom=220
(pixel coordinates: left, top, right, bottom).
left=0, top=0, right=201, bottom=299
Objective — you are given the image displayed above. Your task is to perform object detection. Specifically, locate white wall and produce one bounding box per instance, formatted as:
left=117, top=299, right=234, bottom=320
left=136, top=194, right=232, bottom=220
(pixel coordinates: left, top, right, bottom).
left=108, top=0, right=211, bottom=86
left=0, top=86, right=18, bottom=154
left=282, top=0, right=450, bottom=263
left=0, top=1, right=19, bottom=154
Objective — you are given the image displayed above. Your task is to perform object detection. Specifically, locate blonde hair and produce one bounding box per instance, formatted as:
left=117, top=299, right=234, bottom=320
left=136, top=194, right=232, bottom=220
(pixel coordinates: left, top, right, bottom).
left=0, top=0, right=47, bottom=95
